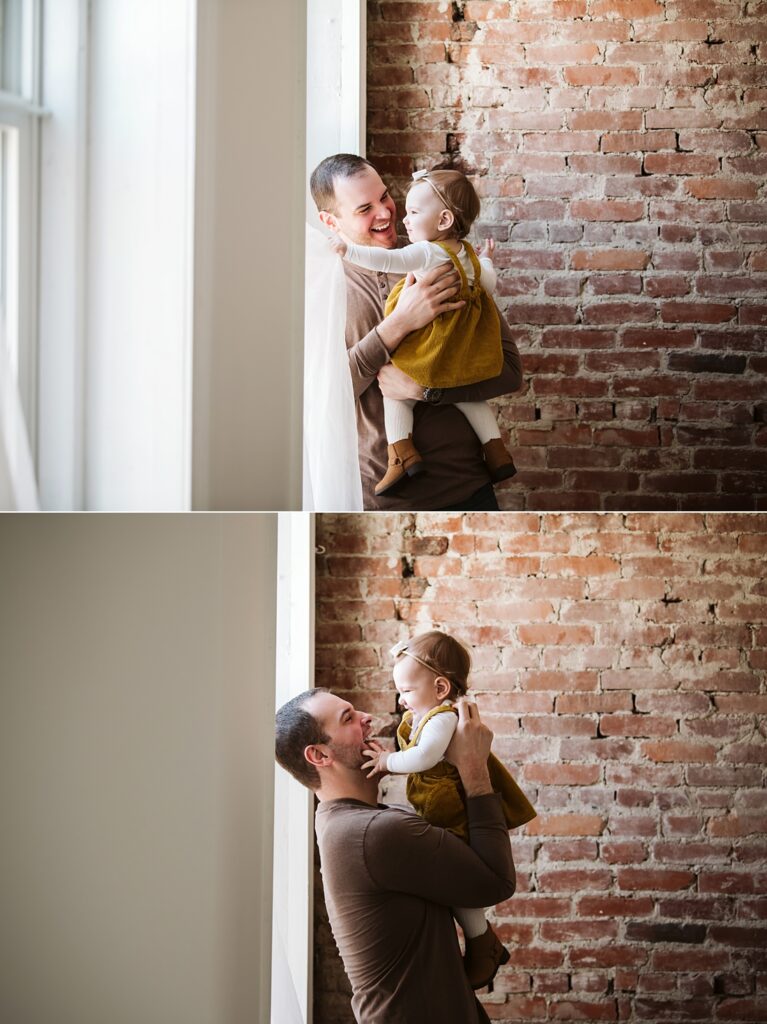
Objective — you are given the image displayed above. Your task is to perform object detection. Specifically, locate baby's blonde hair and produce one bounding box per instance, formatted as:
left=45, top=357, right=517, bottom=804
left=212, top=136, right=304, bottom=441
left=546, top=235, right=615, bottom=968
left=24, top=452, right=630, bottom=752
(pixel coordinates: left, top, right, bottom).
left=394, top=630, right=471, bottom=700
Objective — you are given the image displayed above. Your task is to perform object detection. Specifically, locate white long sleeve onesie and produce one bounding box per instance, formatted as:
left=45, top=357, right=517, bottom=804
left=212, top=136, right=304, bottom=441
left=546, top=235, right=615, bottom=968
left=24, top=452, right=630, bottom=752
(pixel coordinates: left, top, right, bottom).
left=343, top=239, right=497, bottom=295
left=384, top=702, right=458, bottom=774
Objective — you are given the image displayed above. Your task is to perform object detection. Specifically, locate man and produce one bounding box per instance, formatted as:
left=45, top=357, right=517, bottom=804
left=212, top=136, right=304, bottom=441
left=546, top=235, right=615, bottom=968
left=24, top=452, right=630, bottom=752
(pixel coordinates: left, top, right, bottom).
left=310, top=154, right=523, bottom=511
left=275, top=689, right=516, bottom=1024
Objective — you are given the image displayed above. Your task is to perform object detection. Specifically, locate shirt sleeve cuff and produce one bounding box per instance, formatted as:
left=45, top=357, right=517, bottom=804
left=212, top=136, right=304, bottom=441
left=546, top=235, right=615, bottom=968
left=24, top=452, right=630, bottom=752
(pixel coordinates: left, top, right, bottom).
left=353, top=325, right=391, bottom=375
left=465, top=793, right=506, bottom=828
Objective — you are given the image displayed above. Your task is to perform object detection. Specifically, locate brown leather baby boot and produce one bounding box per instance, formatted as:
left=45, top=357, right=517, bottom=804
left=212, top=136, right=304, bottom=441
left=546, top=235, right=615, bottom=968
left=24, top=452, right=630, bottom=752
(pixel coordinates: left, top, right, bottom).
left=374, top=435, right=426, bottom=496
left=482, top=438, right=517, bottom=483
left=463, top=923, right=511, bottom=992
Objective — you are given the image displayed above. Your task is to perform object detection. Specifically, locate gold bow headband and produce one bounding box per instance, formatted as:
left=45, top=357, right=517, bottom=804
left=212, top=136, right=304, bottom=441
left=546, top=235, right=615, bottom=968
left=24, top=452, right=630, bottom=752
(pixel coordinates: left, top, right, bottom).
left=390, top=638, right=444, bottom=676
left=411, top=169, right=452, bottom=211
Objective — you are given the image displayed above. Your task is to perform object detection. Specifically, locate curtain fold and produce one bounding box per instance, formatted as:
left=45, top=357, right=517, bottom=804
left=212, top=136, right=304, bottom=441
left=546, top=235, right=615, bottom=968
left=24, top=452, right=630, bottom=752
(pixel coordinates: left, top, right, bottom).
left=302, top=224, right=363, bottom=511
left=0, top=341, right=39, bottom=510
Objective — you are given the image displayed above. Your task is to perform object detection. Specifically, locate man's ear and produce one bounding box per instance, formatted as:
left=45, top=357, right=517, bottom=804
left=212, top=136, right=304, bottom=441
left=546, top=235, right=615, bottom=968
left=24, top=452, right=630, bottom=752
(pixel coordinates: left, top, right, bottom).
left=305, top=744, right=330, bottom=768
left=318, top=210, right=339, bottom=234
left=438, top=209, right=455, bottom=232
left=434, top=676, right=452, bottom=700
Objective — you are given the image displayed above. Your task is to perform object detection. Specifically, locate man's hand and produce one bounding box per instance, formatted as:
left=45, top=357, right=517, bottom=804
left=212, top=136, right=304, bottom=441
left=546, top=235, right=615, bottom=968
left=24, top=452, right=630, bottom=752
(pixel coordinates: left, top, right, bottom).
left=377, top=363, right=423, bottom=401
left=375, top=263, right=465, bottom=352
left=361, top=740, right=391, bottom=780
left=444, top=699, right=493, bottom=797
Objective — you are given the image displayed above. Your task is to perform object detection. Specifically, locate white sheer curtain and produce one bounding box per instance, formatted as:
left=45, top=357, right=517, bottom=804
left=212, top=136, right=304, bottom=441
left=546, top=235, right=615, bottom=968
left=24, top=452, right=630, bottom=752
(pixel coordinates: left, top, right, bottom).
left=270, top=926, right=305, bottom=1024
left=303, top=224, right=363, bottom=511
left=0, top=338, right=39, bottom=510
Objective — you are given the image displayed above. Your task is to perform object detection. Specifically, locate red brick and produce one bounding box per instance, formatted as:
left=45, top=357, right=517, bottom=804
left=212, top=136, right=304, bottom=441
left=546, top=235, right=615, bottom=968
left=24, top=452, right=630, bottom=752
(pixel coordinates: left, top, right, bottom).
left=709, top=926, right=767, bottom=947
left=590, top=0, right=663, bottom=18
left=642, top=740, right=718, bottom=763
left=572, top=199, right=645, bottom=222
left=576, top=895, right=652, bottom=919
left=600, top=714, right=677, bottom=737
left=573, top=249, right=650, bottom=271
left=524, top=715, right=598, bottom=736
left=685, top=178, right=759, bottom=200
left=521, top=670, right=598, bottom=692
left=601, top=840, right=648, bottom=864
left=518, top=624, right=597, bottom=645
left=617, top=867, right=695, bottom=891
left=538, top=868, right=612, bottom=892
left=564, top=66, right=639, bottom=87
left=527, top=814, right=606, bottom=836
left=570, top=946, right=648, bottom=968
left=717, top=999, right=767, bottom=1021
left=525, top=763, right=602, bottom=785
left=645, top=152, right=720, bottom=174
left=602, top=130, right=677, bottom=153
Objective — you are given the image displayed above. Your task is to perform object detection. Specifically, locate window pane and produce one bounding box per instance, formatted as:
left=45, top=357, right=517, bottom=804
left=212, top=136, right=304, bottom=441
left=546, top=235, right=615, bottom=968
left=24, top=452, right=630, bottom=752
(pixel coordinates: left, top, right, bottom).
left=0, top=0, right=25, bottom=96
left=0, top=126, right=19, bottom=378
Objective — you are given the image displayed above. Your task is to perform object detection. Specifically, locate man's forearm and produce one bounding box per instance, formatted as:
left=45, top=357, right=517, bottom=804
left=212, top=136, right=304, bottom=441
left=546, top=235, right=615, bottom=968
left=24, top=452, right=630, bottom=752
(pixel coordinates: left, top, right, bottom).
left=373, top=311, right=409, bottom=353
left=347, top=327, right=392, bottom=399
left=458, top=761, right=493, bottom=798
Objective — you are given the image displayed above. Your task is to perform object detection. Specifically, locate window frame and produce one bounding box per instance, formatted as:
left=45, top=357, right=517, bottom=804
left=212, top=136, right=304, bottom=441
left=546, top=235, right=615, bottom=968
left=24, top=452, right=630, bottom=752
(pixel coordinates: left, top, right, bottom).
left=0, top=0, right=43, bottom=464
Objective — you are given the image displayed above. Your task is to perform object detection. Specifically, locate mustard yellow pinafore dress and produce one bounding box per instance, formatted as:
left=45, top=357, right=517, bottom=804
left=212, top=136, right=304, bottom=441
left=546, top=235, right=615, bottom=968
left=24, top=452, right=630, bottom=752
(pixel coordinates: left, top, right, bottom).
left=396, top=704, right=536, bottom=842
left=385, top=241, right=503, bottom=389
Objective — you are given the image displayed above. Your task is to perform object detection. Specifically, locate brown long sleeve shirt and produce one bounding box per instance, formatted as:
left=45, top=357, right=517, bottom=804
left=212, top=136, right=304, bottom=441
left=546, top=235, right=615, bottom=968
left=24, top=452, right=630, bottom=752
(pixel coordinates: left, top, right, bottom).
left=344, top=261, right=523, bottom=510
left=315, top=794, right=516, bottom=1024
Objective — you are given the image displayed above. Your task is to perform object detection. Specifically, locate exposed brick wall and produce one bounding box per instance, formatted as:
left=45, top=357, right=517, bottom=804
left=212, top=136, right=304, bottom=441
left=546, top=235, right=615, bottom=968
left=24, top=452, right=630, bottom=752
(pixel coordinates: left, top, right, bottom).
left=366, top=1, right=767, bottom=511
left=314, top=512, right=767, bottom=1023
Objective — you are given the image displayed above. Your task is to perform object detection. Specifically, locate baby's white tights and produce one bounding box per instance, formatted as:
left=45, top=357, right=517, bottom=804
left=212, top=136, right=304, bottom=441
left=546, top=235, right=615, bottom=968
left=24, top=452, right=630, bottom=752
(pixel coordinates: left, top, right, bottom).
left=453, top=905, right=490, bottom=939
left=383, top=396, right=502, bottom=446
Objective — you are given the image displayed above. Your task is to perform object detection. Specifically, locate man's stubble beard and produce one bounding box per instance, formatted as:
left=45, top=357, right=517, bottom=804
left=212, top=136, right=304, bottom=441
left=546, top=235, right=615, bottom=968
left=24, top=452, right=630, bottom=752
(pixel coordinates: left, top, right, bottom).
left=329, top=740, right=367, bottom=771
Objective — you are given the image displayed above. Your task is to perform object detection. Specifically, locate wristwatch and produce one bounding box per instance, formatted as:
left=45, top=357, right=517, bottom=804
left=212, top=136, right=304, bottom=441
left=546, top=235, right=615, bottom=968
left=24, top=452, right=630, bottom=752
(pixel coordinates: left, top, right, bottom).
left=423, top=387, right=443, bottom=405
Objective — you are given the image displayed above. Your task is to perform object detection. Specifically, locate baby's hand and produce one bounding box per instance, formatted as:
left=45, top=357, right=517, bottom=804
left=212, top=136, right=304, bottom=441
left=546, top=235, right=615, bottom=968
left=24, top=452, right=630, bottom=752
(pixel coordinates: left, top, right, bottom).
left=328, top=234, right=347, bottom=258
left=361, top=741, right=390, bottom=779
left=479, top=237, right=495, bottom=262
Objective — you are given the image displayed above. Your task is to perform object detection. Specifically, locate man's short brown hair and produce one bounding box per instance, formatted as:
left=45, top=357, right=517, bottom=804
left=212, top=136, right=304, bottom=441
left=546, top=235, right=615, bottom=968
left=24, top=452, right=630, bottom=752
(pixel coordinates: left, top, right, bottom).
left=310, top=153, right=375, bottom=214
left=275, top=688, right=330, bottom=790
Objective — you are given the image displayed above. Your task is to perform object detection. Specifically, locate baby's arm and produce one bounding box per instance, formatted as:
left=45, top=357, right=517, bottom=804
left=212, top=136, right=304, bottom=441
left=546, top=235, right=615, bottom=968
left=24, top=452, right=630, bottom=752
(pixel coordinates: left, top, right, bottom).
left=343, top=239, right=436, bottom=276
left=478, top=238, right=497, bottom=294
left=385, top=712, right=457, bottom=774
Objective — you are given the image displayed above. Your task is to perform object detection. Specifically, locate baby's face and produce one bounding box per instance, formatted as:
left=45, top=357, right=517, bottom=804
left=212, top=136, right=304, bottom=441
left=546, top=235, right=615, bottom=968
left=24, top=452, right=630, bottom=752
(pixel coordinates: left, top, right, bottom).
left=393, top=656, right=444, bottom=717
left=402, top=182, right=451, bottom=243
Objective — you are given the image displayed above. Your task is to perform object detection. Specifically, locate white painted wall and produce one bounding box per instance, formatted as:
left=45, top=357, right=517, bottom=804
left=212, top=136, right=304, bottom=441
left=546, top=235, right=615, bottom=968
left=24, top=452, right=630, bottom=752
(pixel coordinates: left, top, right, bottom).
left=0, top=514, right=277, bottom=1024
left=191, top=0, right=306, bottom=511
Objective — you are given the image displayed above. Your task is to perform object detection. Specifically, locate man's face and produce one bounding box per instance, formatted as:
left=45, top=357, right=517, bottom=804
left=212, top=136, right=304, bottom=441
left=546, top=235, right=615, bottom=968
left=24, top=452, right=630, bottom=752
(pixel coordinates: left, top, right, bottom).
left=307, top=691, right=373, bottom=770
left=322, top=166, right=398, bottom=249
